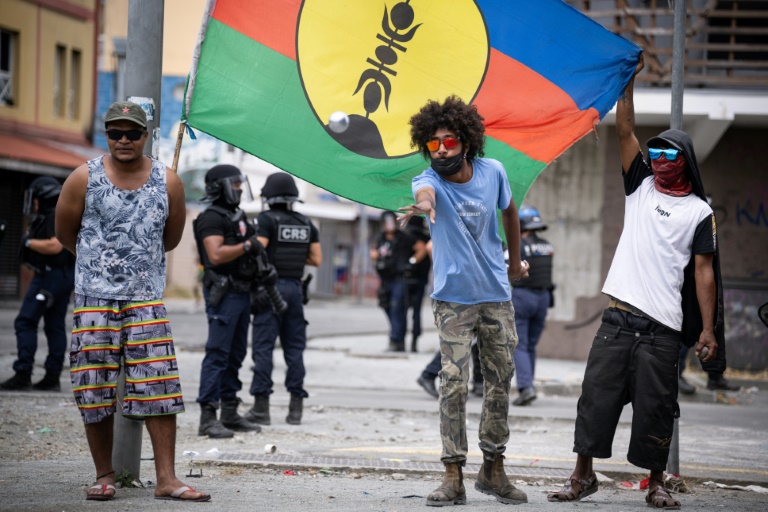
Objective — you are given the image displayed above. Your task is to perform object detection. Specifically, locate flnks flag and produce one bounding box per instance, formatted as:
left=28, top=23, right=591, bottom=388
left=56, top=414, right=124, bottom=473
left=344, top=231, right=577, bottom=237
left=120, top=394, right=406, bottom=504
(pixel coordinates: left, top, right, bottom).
left=183, top=0, right=641, bottom=210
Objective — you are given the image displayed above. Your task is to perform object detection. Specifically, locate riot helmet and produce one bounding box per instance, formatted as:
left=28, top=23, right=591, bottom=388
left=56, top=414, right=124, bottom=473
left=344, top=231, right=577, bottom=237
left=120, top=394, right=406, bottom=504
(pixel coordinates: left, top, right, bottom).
left=519, top=204, right=547, bottom=231
left=203, top=164, right=252, bottom=206
left=380, top=211, right=398, bottom=233
left=261, top=172, right=300, bottom=206
left=24, top=176, right=62, bottom=215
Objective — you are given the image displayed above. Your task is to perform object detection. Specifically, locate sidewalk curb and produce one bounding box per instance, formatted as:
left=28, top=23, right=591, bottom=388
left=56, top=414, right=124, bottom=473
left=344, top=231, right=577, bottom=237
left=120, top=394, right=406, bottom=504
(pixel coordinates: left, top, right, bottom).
left=189, top=455, right=765, bottom=489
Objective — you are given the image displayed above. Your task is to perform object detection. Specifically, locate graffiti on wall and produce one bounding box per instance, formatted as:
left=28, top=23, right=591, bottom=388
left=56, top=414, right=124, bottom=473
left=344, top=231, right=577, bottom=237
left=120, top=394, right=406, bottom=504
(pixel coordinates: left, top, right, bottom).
left=723, top=288, right=768, bottom=371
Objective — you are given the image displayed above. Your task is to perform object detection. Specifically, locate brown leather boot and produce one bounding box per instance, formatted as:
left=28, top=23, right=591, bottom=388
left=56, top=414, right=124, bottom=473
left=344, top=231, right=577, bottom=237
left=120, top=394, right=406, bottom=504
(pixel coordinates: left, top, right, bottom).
left=474, top=456, right=527, bottom=504
left=426, top=462, right=466, bottom=506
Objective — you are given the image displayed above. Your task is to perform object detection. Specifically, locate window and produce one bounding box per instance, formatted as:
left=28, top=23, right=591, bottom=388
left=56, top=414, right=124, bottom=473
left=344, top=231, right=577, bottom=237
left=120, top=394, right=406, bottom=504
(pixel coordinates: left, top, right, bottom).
left=54, top=44, right=66, bottom=117
left=0, top=29, right=16, bottom=106
left=69, top=49, right=81, bottom=119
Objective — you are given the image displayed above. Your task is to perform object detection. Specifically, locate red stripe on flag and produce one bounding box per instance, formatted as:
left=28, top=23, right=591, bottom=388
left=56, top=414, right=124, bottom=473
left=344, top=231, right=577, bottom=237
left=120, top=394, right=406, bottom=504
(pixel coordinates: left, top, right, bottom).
left=212, top=0, right=300, bottom=60
left=473, top=49, right=599, bottom=163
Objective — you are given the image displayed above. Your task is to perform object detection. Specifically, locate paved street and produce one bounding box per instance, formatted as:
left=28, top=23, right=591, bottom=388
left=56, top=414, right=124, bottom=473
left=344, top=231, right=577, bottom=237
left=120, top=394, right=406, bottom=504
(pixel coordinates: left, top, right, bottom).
left=1, top=297, right=767, bottom=510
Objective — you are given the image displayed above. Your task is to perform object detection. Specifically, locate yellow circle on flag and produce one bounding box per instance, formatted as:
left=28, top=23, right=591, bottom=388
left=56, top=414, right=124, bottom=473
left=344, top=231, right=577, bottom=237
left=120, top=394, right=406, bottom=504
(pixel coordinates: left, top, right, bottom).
left=297, top=0, right=489, bottom=159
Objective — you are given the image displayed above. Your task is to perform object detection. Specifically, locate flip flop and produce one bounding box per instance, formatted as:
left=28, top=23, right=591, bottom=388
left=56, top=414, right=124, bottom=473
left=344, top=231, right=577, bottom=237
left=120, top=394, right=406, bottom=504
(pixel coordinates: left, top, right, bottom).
left=155, top=485, right=211, bottom=502
left=86, top=484, right=116, bottom=501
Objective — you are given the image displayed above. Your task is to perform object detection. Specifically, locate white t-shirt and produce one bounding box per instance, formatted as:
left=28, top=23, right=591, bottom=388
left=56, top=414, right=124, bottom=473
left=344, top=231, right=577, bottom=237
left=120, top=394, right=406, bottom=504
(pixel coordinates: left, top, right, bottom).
left=602, top=155, right=715, bottom=331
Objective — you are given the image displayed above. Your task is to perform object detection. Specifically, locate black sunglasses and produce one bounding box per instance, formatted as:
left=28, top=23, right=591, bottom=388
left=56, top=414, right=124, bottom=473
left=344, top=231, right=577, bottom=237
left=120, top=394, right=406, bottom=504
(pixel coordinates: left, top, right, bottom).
left=106, top=129, right=146, bottom=142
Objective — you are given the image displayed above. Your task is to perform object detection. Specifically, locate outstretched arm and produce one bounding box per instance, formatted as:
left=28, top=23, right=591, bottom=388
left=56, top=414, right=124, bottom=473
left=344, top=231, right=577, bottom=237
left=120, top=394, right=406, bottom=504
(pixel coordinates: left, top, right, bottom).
left=616, top=54, right=645, bottom=174
left=399, top=187, right=436, bottom=226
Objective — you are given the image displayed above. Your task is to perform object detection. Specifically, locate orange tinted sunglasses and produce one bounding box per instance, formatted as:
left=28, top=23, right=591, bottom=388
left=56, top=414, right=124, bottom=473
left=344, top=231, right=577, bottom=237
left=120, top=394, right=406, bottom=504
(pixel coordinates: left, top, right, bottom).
left=426, top=136, right=460, bottom=152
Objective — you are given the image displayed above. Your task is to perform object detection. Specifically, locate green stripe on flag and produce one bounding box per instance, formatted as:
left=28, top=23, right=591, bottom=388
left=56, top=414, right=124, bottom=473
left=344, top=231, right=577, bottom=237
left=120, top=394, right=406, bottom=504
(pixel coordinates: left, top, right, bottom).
left=185, top=19, right=546, bottom=210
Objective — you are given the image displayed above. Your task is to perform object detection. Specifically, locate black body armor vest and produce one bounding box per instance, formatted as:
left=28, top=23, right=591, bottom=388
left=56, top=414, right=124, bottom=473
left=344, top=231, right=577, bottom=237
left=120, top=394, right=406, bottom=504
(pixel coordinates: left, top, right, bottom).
left=193, top=205, right=256, bottom=280
left=262, top=209, right=311, bottom=280
left=518, top=233, right=554, bottom=290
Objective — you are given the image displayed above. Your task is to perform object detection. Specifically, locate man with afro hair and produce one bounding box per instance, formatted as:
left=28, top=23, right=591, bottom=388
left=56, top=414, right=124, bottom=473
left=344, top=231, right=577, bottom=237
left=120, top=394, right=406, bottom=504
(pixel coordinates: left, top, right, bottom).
left=400, top=96, right=530, bottom=506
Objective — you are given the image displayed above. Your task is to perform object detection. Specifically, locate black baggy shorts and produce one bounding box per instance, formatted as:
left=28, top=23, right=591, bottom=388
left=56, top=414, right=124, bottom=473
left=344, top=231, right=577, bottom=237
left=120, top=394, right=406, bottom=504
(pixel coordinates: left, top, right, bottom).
left=573, top=308, right=681, bottom=471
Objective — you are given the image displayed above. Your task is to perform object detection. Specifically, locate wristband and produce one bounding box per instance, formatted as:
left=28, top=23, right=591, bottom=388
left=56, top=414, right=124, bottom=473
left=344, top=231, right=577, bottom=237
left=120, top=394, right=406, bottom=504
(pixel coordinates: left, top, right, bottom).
left=243, top=240, right=251, bottom=252
left=25, top=238, right=32, bottom=248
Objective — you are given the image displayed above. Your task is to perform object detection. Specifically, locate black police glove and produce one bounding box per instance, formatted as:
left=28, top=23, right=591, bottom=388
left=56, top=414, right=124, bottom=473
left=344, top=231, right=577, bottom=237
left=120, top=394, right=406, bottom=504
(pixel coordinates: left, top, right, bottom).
left=243, top=235, right=263, bottom=256
left=261, top=265, right=278, bottom=287
left=250, top=285, right=271, bottom=314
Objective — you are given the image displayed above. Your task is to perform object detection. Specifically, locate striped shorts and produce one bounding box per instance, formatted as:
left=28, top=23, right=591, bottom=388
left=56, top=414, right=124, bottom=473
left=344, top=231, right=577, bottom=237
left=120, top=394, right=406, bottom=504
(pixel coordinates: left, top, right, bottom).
left=69, top=294, right=185, bottom=424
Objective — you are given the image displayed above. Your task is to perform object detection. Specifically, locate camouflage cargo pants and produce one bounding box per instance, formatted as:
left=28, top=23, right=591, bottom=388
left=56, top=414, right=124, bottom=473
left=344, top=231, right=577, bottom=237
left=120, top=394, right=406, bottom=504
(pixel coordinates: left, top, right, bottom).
left=433, top=300, right=518, bottom=465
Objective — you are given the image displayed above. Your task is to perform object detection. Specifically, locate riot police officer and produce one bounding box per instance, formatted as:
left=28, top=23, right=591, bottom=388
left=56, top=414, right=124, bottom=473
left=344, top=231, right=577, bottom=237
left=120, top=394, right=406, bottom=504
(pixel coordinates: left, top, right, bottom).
left=194, top=164, right=261, bottom=438
left=246, top=172, right=322, bottom=426
left=511, top=205, right=555, bottom=406
left=2, top=177, right=75, bottom=391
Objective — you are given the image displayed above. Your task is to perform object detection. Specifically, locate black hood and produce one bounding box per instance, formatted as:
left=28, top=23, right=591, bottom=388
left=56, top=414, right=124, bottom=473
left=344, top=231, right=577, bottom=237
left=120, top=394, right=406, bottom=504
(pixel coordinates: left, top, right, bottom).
left=647, top=129, right=707, bottom=201
left=649, top=129, right=726, bottom=373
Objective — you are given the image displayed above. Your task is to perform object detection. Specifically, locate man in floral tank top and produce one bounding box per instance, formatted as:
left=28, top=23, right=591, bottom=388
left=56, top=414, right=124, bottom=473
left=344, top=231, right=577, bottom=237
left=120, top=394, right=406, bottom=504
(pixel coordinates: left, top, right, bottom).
left=56, top=101, right=210, bottom=503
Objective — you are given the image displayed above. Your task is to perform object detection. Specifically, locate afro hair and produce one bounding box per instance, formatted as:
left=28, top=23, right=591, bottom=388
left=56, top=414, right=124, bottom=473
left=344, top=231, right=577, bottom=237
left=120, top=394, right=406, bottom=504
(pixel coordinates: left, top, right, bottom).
left=409, top=95, right=486, bottom=161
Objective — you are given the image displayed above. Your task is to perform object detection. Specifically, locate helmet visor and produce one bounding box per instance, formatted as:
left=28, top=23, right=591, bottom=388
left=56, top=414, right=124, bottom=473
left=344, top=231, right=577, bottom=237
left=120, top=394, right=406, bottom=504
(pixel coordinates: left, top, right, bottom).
left=23, top=189, right=35, bottom=216
left=221, top=175, right=253, bottom=206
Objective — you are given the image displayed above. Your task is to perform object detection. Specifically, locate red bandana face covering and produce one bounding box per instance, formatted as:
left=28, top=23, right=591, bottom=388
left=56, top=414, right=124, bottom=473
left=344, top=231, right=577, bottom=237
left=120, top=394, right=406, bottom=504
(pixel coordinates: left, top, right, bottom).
left=651, top=156, right=691, bottom=196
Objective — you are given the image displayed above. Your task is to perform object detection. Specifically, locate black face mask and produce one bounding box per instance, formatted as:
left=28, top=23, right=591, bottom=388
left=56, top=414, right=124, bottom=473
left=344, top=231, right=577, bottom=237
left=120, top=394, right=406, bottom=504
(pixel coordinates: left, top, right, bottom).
left=430, top=153, right=465, bottom=177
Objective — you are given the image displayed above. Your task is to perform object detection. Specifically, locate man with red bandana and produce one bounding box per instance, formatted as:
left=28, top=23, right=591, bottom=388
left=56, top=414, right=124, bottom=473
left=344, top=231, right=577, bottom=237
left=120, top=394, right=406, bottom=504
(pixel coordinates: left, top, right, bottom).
left=549, top=54, right=725, bottom=510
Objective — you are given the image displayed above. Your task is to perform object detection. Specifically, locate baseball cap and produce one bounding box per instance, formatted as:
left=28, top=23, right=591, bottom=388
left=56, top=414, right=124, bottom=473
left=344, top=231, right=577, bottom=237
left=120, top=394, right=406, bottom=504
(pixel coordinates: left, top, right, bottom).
left=104, top=101, right=147, bottom=129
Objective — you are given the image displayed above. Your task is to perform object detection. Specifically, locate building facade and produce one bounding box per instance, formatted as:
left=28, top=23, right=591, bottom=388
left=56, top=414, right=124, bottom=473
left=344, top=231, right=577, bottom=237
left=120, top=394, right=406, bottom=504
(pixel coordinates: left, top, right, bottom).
left=0, top=0, right=100, bottom=297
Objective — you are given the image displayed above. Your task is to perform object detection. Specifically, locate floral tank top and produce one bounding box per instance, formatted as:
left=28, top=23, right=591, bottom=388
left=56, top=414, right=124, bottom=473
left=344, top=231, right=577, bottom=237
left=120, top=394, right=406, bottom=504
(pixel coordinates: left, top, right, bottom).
left=75, top=156, right=168, bottom=300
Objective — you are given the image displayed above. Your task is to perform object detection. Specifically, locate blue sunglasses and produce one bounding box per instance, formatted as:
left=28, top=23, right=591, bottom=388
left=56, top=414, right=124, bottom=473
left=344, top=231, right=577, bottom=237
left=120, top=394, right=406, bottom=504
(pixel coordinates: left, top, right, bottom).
left=648, top=148, right=680, bottom=161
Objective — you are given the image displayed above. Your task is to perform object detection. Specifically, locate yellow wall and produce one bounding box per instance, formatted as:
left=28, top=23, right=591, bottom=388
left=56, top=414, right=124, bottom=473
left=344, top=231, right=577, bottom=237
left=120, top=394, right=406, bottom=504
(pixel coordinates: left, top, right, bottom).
left=163, top=0, right=207, bottom=76
left=99, top=0, right=207, bottom=77
left=0, top=0, right=97, bottom=136
left=37, top=7, right=96, bottom=133
left=0, top=0, right=40, bottom=125
left=100, top=0, right=128, bottom=71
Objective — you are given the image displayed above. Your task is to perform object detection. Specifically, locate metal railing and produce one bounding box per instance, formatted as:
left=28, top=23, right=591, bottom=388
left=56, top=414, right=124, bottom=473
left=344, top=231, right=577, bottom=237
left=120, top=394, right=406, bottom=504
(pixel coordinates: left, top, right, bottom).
left=0, top=70, right=12, bottom=106
left=568, top=0, right=768, bottom=88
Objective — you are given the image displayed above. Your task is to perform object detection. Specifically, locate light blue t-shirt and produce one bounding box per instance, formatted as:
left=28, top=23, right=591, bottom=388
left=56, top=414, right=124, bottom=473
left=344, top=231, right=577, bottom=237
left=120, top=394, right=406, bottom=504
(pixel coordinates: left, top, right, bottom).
left=412, top=158, right=512, bottom=304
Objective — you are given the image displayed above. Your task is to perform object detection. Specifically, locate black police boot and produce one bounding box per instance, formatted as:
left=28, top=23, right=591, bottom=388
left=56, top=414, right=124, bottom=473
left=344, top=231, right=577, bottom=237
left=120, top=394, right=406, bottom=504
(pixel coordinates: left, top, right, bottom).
left=512, top=386, right=537, bottom=406
left=220, top=399, right=261, bottom=433
left=1, top=371, right=32, bottom=391
left=286, top=395, right=303, bottom=425
left=198, top=402, right=234, bottom=438
left=471, top=380, right=484, bottom=398
left=32, top=372, right=61, bottom=392
left=245, top=395, right=271, bottom=425
left=707, top=374, right=740, bottom=391
left=410, top=336, right=419, bottom=353
left=678, top=376, right=696, bottom=395
left=417, top=375, right=439, bottom=399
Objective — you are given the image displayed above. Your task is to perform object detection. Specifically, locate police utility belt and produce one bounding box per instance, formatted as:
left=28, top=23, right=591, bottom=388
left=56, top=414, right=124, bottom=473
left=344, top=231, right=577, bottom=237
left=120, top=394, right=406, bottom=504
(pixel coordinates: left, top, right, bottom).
left=203, top=269, right=252, bottom=307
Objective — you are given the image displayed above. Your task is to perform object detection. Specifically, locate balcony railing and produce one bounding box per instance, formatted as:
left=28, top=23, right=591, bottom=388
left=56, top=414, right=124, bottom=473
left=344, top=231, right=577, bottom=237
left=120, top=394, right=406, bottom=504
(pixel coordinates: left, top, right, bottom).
left=568, top=0, right=768, bottom=88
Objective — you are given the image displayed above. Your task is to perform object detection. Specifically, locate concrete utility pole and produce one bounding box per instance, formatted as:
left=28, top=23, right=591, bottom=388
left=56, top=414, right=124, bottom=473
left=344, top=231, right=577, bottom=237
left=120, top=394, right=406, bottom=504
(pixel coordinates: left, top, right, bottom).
left=113, top=0, right=165, bottom=481
left=357, top=204, right=369, bottom=303
left=668, top=0, right=686, bottom=476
